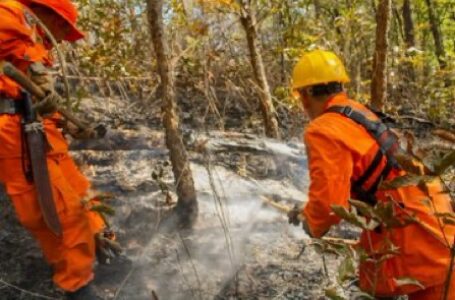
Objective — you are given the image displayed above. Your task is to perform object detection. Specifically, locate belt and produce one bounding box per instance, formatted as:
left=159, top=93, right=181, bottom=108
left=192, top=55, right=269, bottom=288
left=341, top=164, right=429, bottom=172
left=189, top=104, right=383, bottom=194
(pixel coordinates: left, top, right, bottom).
left=0, top=97, right=24, bottom=115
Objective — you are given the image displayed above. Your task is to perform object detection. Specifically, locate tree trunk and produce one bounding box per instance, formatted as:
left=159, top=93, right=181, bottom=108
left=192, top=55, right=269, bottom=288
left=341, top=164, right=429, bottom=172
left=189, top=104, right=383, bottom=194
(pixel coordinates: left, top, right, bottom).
left=402, top=0, right=415, bottom=48
left=424, top=0, right=447, bottom=69
left=313, top=0, right=321, bottom=18
left=146, top=0, right=198, bottom=227
left=370, top=0, right=391, bottom=110
left=238, top=0, right=280, bottom=139
left=401, top=0, right=416, bottom=83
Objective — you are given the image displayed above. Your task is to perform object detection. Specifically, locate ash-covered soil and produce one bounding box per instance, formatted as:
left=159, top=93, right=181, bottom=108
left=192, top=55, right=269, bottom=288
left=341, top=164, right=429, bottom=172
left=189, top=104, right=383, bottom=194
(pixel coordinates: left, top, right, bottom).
left=0, top=96, right=360, bottom=300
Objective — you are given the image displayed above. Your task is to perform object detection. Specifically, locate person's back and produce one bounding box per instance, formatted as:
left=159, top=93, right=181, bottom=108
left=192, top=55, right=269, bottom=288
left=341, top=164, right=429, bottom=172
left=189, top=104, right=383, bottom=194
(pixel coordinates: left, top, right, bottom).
left=289, top=50, right=455, bottom=299
left=304, top=92, right=454, bottom=297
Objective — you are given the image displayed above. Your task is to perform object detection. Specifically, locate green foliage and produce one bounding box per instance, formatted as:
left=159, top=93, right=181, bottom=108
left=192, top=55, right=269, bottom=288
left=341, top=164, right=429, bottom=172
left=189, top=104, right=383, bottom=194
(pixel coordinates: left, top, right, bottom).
left=337, top=256, right=356, bottom=284
left=324, top=287, right=346, bottom=300
left=433, top=150, right=455, bottom=175
left=68, top=0, right=454, bottom=125
left=379, top=174, right=436, bottom=190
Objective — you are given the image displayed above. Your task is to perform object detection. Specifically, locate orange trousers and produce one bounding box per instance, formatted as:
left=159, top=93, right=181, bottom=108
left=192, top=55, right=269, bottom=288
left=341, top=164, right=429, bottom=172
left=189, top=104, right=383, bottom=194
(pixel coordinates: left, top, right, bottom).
left=408, top=274, right=455, bottom=300
left=0, top=153, right=105, bottom=292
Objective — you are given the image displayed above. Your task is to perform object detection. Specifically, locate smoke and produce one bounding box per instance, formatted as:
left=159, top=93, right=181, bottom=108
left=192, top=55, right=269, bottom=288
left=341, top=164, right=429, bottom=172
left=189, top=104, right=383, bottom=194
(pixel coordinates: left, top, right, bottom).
left=101, top=133, right=310, bottom=300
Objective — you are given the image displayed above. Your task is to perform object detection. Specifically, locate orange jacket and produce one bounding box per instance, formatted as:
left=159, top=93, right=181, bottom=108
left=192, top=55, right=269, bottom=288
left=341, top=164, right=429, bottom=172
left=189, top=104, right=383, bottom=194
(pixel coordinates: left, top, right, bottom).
left=302, top=93, right=454, bottom=296
left=0, top=0, right=68, bottom=162
left=0, top=1, right=105, bottom=292
left=0, top=0, right=50, bottom=98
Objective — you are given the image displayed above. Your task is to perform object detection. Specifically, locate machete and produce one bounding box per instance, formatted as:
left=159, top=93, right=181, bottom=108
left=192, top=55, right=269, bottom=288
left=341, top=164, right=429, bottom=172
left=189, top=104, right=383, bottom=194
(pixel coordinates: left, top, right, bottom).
left=22, top=92, right=62, bottom=236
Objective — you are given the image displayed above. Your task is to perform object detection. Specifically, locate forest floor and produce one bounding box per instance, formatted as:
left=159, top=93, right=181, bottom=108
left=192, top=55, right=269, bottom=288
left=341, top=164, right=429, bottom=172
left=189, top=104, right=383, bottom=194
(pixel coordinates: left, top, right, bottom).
left=0, top=95, right=452, bottom=300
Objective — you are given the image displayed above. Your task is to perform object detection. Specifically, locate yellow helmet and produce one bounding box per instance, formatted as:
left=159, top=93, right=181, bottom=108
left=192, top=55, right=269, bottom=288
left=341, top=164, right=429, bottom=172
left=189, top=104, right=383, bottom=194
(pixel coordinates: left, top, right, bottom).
left=292, top=50, right=350, bottom=92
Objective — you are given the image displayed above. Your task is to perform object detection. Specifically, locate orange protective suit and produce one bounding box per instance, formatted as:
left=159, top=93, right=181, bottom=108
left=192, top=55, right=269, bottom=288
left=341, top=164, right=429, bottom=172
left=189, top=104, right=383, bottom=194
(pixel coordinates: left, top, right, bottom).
left=301, top=93, right=455, bottom=297
left=0, top=0, right=105, bottom=292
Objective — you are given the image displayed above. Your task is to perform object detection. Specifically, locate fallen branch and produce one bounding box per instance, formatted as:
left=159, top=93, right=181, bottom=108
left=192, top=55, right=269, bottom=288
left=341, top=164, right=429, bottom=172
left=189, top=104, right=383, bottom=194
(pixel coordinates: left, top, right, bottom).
left=261, top=196, right=358, bottom=246
left=433, top=129, right=455, bottom=144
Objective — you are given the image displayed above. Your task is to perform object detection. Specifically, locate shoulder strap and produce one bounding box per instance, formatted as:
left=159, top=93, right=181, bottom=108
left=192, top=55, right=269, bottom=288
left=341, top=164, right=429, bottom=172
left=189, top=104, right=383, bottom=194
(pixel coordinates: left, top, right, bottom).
left=326, top=105, right=400, bottom=205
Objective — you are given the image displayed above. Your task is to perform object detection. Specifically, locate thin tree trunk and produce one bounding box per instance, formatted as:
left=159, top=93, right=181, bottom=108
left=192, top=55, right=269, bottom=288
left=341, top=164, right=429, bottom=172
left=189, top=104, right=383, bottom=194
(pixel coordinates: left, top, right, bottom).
left=146, top=0, right=198, bottom=227
left=402, top=0, right=415, bottom=48
left=238, top=0, right=280, bottom=139
left=370, top=0, right=391, bottom=110
left=392, top=4, right=404, bottom=43
left=401, top=0, right=416, bottom=84
left=277, top=8, right=286, bottom=85
left=313, top=0, right=321, bottom=18
left=424, top=0, right=447, bottom=69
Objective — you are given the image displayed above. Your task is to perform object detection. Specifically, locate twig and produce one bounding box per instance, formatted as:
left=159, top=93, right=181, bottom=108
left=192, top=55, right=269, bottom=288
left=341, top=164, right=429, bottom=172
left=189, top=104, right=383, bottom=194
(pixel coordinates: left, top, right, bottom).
left=175, top=249, right=197, bottom=300
left=112, top=264, right=136, bottom=300
left=0, top=279, right=59, bottom=300
left=178, top=232, right=204, bottom=300
left=204, top=153, right=236, bottom=268
left=151, top=290, right=160, bottom=300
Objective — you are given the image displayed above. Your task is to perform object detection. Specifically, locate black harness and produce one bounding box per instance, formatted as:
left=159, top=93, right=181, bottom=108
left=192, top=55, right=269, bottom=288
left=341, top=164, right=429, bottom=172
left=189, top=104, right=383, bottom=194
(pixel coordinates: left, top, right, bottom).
left=326, top=106, right=401, bottom=206
left=0, top=96, right=32, bottom=181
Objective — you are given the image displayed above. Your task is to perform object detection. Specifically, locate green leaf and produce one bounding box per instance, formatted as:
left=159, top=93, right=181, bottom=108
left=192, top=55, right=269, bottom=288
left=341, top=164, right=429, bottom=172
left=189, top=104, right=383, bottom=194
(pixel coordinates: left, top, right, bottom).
left=379, top=175, right=435, bottom=190
left=393, top=277, right=425, bottom=289
left=324, top=287, right=346, bottom=300
left=433, top=150, right=455, bottom=175
left=331, top=205, right=368, bottom=230
left=90, top=204, right=115, bottom=216
left=373, top=201, right=416, bottom=228
left=394, top=152, right=426, bottom=175
left=337, top=257, right=356, bottom=283
left=435, top=212, right=455, bottom=225
left=349, top=199, right=374, bottom=218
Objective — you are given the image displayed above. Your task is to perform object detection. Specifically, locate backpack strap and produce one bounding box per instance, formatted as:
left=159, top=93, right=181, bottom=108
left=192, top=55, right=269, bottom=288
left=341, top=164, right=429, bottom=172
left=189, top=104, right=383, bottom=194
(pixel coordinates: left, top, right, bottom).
left=325, top=106, right=400, bottom=205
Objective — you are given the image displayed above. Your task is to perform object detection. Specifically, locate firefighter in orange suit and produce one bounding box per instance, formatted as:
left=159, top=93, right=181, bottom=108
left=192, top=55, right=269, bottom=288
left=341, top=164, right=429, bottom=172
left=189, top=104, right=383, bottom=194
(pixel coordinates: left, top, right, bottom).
left=288, top=50, right=455, bottom=299
left=0, top=0, right=114, bottom=298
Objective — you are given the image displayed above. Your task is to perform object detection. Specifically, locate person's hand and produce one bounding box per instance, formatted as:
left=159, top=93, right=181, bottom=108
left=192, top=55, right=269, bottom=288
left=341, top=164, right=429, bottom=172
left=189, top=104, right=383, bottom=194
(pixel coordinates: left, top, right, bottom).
left=29, top=62, right=54, bottom=92
left=29, top=62, right=59, bottom=115
left=60, top=120, right=106, bottom=139
left=288, top=204, right=302, bottom=226
left=95, top=230, right=123, bottom=265
left=287, top=204, right=313, bottom=237
left=34, top=92, right=59, bottom=116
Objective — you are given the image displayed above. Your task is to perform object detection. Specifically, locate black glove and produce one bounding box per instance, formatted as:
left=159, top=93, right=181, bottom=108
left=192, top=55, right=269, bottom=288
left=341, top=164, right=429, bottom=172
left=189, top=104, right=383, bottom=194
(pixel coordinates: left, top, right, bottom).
left=29, top=62, right=59, bottom=116
left=34, top=92, right=59, bottom=116
left=59, top=120, right=107, bottom=140
left=288, top=204, right=302, bottom=226
left=95, top=230, right=123, bottom=265
left=29, top=62, right=54, bottom=92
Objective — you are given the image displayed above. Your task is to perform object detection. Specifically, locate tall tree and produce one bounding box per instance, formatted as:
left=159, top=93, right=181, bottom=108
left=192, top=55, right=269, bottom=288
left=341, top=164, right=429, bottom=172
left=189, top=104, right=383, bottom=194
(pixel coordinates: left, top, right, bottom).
left=402, top=0, right=415, bottom=49
left=401, top=0, right=416, bottom=83
left=424, top=0, right=447, bottom=69
left=146, top=0, right=198, bottom=227
left=238, top=0, right=280, bottom=139
left=370, top=0, right=391, bottom=110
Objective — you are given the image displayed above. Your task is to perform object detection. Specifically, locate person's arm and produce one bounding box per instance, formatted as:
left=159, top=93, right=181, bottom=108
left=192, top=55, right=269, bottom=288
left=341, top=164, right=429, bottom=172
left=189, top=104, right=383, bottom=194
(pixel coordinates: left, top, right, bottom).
left=301, top=126, right=353, bottom=238
left=0, top=8, right=49, bottom=69
left=0, top=7, right=58, bottom=114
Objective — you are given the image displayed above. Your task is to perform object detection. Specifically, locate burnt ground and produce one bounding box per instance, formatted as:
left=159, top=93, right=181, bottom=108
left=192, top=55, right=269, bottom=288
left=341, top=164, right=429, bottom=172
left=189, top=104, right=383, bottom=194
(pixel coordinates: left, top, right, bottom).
left=0, top=95, right=451, bottom=300
left=0, top=95, right=344, bottom=300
